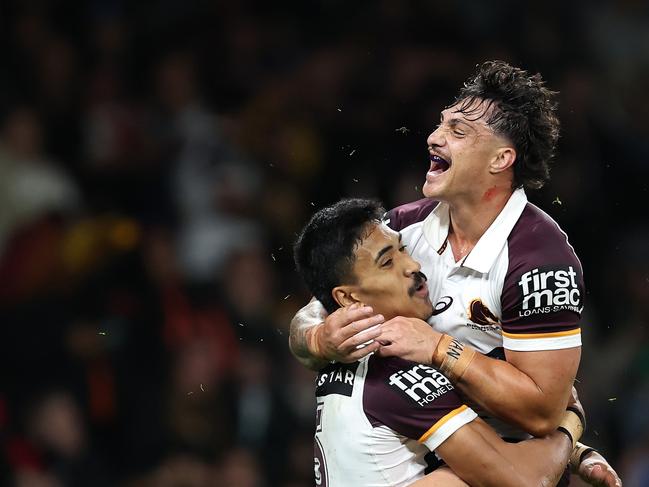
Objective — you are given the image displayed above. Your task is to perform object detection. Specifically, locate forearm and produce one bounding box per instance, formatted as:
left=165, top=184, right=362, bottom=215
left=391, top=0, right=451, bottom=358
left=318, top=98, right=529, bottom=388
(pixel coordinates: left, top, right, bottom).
left=440, top=418, right=574, bottom=487
left=453, top=353, right=567, bottom=435
left=289, top=299, right=329, bottom=371
left=430, top=337, right=579, bottom=436
left=489, top=431, right=572, bottom=487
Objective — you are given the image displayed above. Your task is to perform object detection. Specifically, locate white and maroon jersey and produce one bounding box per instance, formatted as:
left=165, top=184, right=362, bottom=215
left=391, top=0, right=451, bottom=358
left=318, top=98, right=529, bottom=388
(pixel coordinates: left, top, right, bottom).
left=385, top=188, right=584, bottom=438
left=314, top=357, right=477, bottom=487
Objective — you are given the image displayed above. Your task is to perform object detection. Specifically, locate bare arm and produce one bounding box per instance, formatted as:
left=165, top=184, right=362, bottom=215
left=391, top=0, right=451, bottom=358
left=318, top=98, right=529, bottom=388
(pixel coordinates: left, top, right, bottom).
left=288, top=298, right=330, bottom=371
left=462, top=347, right=580, bottom=436
left=376, top=317, right=580, bottom=436
left=288, top=300, right=385, bottom=371
left=434, top=417, right=573, bottom=487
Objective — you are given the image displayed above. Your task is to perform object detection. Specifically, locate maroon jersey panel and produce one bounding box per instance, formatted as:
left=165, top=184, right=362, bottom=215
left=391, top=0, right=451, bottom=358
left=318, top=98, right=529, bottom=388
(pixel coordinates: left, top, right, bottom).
left=385, top=199, right=439, bottom=232
left=363, top=355, right=464, bottom=440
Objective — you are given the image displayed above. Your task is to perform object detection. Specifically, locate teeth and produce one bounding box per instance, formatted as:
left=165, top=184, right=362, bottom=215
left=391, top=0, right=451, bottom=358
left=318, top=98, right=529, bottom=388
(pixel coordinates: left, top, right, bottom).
left=429, top=154, right=450, bottom=175
left=431, top=155, right=450, bottom=165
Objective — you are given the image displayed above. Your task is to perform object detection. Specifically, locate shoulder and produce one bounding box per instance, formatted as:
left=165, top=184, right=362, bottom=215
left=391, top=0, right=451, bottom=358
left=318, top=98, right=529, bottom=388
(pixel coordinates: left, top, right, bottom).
left=500, top=203, right=584, bottom=348
left=506, top=202, right=582, bottom=271
left=385, top=198, right=439, bottom=231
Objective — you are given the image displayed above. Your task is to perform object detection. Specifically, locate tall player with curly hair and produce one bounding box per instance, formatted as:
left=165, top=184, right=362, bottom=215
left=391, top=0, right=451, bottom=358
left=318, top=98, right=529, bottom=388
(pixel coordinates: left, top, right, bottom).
left=290, top=61, right=620, bottom=486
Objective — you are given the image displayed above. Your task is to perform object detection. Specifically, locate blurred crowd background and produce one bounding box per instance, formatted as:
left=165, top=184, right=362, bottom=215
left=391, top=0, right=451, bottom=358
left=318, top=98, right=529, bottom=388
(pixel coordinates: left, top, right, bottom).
left=1, top=1, right=648, bottom=486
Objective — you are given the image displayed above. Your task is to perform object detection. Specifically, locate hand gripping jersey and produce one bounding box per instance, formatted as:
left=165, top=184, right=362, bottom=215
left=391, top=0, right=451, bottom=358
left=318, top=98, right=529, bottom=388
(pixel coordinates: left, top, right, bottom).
left=385, top=188, right=584, bottom=439
left=314, top=356, right=477, bottom=487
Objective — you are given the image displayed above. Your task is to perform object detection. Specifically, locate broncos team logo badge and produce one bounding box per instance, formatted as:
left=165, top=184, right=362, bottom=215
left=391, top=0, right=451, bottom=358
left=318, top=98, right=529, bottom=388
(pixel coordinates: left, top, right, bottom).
left=467, top=299, right=501, bottom=331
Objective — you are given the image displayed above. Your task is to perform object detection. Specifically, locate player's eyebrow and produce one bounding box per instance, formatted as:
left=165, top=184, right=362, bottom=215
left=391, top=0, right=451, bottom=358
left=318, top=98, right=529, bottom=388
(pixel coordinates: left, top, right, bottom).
left=374, top=233, right=402, bottom=264
left=440, top=111, right=474, bottom=130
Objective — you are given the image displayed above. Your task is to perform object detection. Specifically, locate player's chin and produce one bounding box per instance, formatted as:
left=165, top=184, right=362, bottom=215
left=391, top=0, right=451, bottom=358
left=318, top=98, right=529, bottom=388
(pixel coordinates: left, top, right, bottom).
left=423, top=178, right=445, bottom=198
left=412, top=297, right=433, bottom=320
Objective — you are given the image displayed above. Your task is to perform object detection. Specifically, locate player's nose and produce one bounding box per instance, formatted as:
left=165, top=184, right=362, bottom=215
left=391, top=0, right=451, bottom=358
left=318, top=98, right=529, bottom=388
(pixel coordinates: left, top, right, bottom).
left=427, top=125, right=445, bottom=148
left=404, top=255, right=421, bottom=276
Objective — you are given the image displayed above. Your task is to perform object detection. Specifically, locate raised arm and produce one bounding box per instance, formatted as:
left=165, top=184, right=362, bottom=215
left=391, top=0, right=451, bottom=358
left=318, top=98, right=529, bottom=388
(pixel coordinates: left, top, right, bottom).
left=288, top=300, right=385, bottom=370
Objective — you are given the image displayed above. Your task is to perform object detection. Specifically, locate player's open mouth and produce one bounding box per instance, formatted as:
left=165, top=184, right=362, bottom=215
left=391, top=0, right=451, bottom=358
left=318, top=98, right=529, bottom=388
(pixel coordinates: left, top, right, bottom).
left=409, top=271, right=429, bottom=298
left=427, top=154, right=451, bottom=179
left=414, top=281, right=428, bottom=298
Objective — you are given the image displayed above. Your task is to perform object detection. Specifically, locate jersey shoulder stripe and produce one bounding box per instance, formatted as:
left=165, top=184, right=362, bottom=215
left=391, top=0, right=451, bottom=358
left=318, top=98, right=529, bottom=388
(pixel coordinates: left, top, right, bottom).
left=419, top=404, right=468, bottom=442
left=502, top=329, right=582, bottom=351
left=419, top=405, right=477, bottom=452
left=501, top=328, right=581, bottom=339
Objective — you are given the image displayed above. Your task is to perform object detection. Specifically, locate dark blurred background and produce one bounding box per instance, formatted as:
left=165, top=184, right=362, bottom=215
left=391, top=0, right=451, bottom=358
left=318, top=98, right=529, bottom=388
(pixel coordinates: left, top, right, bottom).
left=0, top=0, right=648, bottom=486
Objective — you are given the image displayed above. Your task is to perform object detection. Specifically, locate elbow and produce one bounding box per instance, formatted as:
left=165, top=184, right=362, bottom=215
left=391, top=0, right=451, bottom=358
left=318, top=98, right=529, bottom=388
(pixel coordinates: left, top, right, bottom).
left=526, top=419, right=555, bottom=438
left=522, top=411, right=563, bottom=438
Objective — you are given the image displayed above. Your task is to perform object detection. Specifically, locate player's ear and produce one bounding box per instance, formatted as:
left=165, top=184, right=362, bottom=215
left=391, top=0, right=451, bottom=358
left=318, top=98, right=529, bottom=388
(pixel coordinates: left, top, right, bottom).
left=332, top=286, right=359, bottom=308
left=489, top=146, right=516, bottom=174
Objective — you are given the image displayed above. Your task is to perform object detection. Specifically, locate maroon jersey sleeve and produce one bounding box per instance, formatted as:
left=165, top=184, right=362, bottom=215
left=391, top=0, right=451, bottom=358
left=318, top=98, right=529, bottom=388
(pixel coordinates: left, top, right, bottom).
left=363, top=356, right=477, bottom=451
left=384, top=198, right=439, bottom=231
left=500, top=204, right=584, bottom=351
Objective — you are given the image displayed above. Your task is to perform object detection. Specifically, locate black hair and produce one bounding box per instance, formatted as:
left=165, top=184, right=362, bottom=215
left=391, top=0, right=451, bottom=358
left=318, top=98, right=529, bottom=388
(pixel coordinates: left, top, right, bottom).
left=294, top=198, right=385, bottom=313
left=455, top=60, right=560, bottom=190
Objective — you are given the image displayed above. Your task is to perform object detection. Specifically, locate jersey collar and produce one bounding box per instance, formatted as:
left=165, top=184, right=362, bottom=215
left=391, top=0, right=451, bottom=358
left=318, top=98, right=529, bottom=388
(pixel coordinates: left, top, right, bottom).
left=422, top=188, right=528, bottom=273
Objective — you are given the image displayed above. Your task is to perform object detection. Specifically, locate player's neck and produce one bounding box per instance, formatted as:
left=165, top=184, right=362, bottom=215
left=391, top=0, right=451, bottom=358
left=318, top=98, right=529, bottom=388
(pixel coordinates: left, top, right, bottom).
left=447, top=185, right=513, bottom=249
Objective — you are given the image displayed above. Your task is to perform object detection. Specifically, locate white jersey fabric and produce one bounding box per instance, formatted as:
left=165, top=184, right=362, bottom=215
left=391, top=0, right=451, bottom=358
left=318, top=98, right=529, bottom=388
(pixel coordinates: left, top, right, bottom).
left=314, top=357, right=477, bottom=487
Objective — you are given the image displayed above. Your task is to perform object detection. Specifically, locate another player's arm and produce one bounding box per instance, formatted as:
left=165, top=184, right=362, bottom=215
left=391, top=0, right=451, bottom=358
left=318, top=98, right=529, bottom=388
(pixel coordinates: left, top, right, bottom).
left=428, top=415, right=576, bottom=487
left=289, top=298, right=330, bottom=371
left=376, top=317, right=580, bottom=436
left=288, top=299, right=384, bottom=371
left=447, top=339, right=580, bottom=437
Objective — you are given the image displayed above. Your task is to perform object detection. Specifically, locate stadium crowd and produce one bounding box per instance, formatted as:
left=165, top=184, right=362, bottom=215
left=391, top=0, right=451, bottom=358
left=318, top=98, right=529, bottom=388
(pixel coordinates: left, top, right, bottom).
left=1, top=1, right=648, bottom=485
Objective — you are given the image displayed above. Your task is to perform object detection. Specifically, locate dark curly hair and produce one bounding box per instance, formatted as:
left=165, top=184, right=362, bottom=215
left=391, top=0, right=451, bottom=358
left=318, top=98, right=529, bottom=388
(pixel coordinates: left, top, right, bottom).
left=294, top=199, right=385, bottom=313
left=454, top=60, right=560, bottom=190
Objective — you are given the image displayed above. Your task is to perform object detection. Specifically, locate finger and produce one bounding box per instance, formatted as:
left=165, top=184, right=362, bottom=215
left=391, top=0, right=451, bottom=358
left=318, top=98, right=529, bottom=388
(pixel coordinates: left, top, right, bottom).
left=375, top=343, right=399, bottom=358
left=338, top=313, right=384, bottom=340
left=328, top=306, right=376, bottom=330
left=338, top=326, right=383, bottom=352
left=343, top=341, right=381, bottom=362
left=372, top=325, right=399, bottom=341
left=584, top=464, right=615, bottom=487
left=603, top=467, right=621, bottom=487
left=381, top=316, right=406, bottom=327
